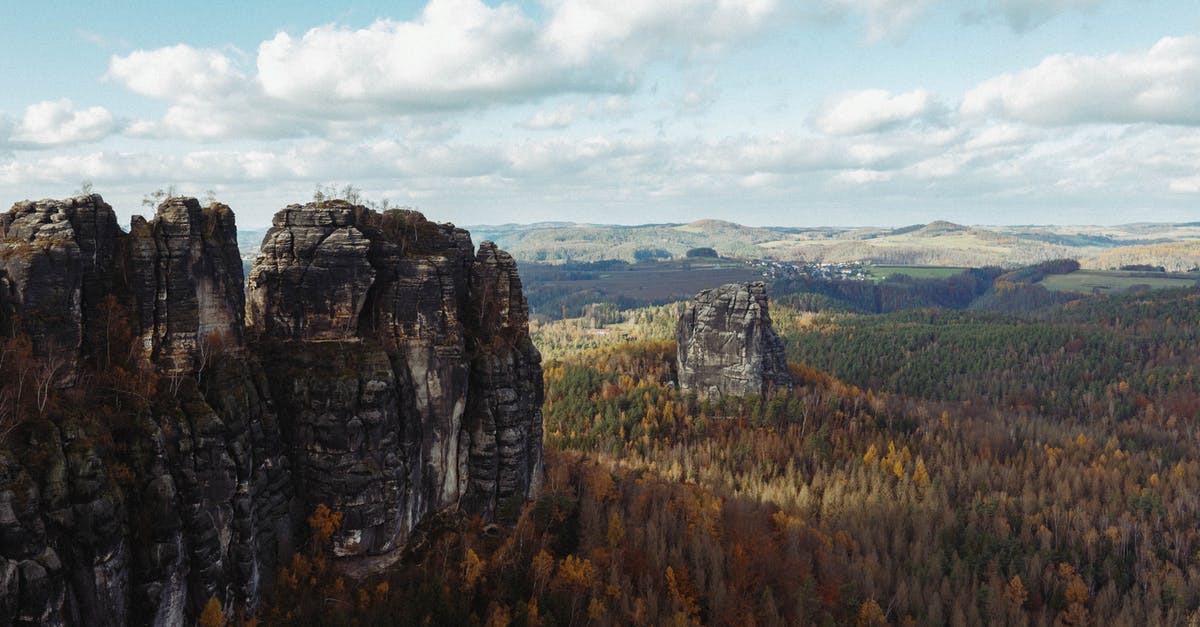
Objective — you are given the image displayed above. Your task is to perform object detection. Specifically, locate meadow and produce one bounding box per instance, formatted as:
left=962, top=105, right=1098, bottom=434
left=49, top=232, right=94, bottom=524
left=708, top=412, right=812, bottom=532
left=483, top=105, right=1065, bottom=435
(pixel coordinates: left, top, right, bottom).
left=1040, top=270, right=1199, bottom=294
left=863, top=264, right=970, bottom=281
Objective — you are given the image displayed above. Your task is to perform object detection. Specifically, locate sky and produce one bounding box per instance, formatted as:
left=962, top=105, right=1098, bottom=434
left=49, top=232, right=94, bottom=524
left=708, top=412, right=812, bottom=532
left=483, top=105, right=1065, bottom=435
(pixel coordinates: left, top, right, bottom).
left=0, top=0, right=1197, bottom=228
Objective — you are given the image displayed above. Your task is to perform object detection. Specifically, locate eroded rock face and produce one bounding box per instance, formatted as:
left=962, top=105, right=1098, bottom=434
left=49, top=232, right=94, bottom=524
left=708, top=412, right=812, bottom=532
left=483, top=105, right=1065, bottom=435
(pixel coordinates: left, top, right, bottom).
left=0, top=196, right=544, bottom=624
left=0, top=196, right=295, bottom=626
left=0, top=195, right=245, bottom=374
left=676, top=281, right=791, bottom=398
left=127, top=197, right=246, bottom=372
left=0, top=195, right=121, bottom=367
left=248, top=202, right=543, bottom=558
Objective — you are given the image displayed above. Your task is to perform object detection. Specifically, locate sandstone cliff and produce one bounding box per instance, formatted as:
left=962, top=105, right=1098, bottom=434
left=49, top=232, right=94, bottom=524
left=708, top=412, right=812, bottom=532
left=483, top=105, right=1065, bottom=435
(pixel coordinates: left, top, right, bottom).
left=676, top=281, right=791, bottom=398
left=247, top=202, right=543, bottom=560
left=0, top=196, right=543, bottom=625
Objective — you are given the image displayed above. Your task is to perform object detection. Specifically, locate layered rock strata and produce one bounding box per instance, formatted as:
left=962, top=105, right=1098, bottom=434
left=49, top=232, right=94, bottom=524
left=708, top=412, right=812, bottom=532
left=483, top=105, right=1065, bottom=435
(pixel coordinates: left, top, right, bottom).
left=247, top=202, right=543, bottom=558
left=0, top=195, right=542, bottom=625
left=676, top=281, right=791, bottom=398
left=0, top=195, right=295, bottom=626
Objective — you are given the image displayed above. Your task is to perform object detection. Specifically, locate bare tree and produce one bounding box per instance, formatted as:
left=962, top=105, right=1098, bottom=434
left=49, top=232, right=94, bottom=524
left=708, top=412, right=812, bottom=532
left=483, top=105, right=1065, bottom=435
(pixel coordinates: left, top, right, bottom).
left=34, top=342, right=69, bottom=415
left=340, top=184, right=362, bottom=205
left=0, top=389, right=19, bottom=444
left=167, top=371, right=185, bottom=398
left=142, top=184, right=178, bottom=209
left=195, top=328, right=231, bottom=384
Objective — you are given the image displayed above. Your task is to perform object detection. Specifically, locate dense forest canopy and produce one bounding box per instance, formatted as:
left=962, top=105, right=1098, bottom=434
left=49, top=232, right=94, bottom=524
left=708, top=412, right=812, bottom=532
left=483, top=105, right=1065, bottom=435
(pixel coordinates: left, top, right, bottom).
left=252, top=274, right=1200, bottom=625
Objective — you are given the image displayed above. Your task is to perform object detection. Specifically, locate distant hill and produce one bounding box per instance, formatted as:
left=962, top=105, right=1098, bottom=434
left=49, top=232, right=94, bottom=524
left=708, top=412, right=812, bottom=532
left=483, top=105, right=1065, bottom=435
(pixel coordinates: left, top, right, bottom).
left=467, top=220, right=1200, bottom=268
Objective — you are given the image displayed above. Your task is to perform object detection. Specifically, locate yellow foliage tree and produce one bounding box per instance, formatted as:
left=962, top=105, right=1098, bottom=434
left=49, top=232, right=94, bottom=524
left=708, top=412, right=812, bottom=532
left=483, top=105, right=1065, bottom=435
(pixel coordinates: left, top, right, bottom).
left=857, top=598, right=886, bottom=626
left=198, top=596, right=225, bottom=627
left=526, top=599, right=541, bottom=627
left=1005, top=575, right=1027, bottom=608
left=1057, top=563, right=1090, bottom=625
left=863, top=444, right=879, bottom=465
left=532, top=549, right=555, bottom=595
left=588, top=597, right=607, bottom=621
left=912, top=457, right=930, bottom=486
left=307, top=503, right=343, bottom=548
left=607, top=511, right=626, bottom=549
left=555, top=555, right=598, bottom=590
left=463, top=547, right=485, bottom=591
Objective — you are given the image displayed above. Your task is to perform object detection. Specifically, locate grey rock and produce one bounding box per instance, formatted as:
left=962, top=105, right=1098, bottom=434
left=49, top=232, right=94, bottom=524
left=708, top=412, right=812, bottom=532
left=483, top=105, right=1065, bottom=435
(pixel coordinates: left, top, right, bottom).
left=676, top=281, right=791, bottom=398
left=248, top=203, right=543, bottom=556
left=0, top=195, right=542, bottom=624
left=0, top=196, right=294, bottom=624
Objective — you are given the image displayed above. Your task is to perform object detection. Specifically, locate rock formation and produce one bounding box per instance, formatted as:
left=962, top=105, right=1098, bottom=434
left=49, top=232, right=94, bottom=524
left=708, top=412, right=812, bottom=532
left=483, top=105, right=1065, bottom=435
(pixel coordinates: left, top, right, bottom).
left=246, top=202, right=543, bottom=559
left=0, top=195, right=295, bottom=626
left=676, top=281, right=791, bottom=398
left=0, top=195, right=543, bottom=625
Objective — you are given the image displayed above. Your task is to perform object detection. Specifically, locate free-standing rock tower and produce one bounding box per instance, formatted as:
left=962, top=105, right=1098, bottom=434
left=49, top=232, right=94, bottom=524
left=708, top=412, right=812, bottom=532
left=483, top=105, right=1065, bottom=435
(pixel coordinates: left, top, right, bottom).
left=676, top=281, right=791, bottom=398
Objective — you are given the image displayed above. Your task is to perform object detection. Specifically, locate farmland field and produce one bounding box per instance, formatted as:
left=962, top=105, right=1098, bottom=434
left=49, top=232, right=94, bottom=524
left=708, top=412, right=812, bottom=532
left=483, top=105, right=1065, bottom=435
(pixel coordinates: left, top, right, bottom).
left=863, top=264, right=969, bottom=281
left=1039, top=269, right=1199, bottom=293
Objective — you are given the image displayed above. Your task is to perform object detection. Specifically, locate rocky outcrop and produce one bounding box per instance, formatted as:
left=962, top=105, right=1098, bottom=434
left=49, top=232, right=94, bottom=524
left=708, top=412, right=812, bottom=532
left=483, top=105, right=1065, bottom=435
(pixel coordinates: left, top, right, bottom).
left=125, top=198, right=246, bottom=372
left=0, top=195, right=544, bottom=625
left=676, top=281, right=791, bottom=398
left=247, top=202, right=543, bottom=559
left=0, top=195, right=122, bottom=370
left=0, top=196, right=245, bottom=374
left=0, top=195, right=296, bottom=626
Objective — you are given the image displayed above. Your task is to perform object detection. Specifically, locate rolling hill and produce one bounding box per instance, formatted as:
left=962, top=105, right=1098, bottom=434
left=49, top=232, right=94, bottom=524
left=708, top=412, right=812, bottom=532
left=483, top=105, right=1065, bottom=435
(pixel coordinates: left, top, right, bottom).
left=468, top=219, right=1200, bottom=269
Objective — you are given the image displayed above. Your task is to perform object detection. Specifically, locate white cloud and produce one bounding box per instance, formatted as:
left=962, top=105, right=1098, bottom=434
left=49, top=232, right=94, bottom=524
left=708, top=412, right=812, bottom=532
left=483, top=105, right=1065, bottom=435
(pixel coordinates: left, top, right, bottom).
left=961, top=35, right=1200, bottom=126
left=739, top=172, right=781, bottom=187
left=2, top=121, right=1198, bottom=225
left=256, top=0, right=781, bottom=110
left=519, top=104, right=584, bottom=130
left=256, top=1, right=579, bottom=110
left=543, top=0, right=781, bottom=62
left=824, top=0, right=933, bottom=42
left=100, top=0, right=783, bottom=141
left=814, top=88, right=938, bottom=135
left=107, top=44, right=245, bottom=99
left=834, top=169, right=894, bottom=184
left=1170, top=175, right=1200, bottom=193
left=963, top=123, right=1029, bottom=149
left=8, top=99, right=116, bottom=146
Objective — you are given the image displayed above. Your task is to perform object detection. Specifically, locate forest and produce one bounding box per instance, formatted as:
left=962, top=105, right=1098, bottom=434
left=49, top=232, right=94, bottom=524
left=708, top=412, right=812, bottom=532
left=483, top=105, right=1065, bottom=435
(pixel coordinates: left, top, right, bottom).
left=6, top=257, right=1200, bottom=625
left=251, top=280, right=1200, bottom=625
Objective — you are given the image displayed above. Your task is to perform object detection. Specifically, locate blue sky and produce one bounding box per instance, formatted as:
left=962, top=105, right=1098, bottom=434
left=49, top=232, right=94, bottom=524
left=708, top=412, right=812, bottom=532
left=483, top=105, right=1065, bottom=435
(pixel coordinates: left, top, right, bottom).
left=0, top=0, right=1197, bottom=228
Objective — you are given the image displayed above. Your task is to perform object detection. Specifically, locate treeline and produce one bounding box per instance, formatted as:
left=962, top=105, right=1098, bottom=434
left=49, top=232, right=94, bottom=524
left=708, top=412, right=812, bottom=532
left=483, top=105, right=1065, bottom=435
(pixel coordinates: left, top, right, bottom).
left=524, top=257, right=1106, bottom=322
left=785, top=289, right=1200, bottom=422
left=769, top=268, right=1000, bottom=313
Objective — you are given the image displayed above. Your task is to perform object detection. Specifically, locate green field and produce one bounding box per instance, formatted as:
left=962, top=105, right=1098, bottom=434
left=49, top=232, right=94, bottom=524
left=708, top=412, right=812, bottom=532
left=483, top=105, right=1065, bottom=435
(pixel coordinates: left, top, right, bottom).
left=863, top=265, right=968, bottom=281
left=1040, top=270, right=1199, bottom=294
